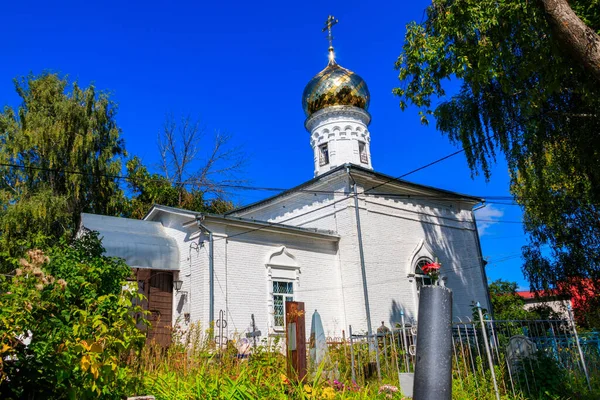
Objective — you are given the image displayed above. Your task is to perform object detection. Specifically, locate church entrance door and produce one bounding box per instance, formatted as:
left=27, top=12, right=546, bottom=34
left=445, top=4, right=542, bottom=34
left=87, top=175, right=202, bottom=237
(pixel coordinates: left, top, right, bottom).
left=137, top=269, right=174, bottom=347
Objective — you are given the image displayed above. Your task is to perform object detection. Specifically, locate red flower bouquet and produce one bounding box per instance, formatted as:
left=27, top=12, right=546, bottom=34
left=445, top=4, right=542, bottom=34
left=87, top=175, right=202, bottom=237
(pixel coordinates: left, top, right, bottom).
left=421, top=261, right=441, bottom=284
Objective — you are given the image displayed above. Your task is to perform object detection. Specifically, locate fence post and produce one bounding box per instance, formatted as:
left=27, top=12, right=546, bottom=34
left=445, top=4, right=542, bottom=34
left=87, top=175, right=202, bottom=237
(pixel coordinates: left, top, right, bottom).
left=568, top=303, right=591, bottom=391
left=349, top=325, right=356, bottom=383
left=476, top=302, right=500, bottom=400
left=374, top=334, right=382, bottom=382
left=400, top=310, right=410, bottom=372
left=390, top=328, right=403, bottom=388
left=413, top=285, right=453, bottom=400
left=383, top=333, right=389, bottom=374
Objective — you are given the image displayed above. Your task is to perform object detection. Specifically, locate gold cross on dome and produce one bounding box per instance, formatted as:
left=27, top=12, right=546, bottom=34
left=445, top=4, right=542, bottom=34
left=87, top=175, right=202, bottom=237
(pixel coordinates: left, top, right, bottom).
left=322, top=15, right=338, bottom=52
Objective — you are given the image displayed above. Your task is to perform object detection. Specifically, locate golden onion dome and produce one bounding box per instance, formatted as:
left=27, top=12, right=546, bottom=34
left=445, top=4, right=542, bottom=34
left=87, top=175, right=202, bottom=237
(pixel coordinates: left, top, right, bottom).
left=302, top=59, right=370, bottom=118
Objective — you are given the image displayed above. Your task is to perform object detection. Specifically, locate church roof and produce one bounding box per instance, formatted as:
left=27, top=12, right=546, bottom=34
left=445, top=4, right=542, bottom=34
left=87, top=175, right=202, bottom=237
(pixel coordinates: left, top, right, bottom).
left=302, top=60, right=370, bottom=118
left=227, top=163, right=483, bottom=216
left=144, top=204, right=339, bottom=241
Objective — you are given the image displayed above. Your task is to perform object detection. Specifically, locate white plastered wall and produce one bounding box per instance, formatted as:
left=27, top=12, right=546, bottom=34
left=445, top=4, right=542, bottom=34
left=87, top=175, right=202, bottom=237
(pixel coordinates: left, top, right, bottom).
left=155, top=211, right=344, bottom=340
left=231, top=171, right=490, bottom=332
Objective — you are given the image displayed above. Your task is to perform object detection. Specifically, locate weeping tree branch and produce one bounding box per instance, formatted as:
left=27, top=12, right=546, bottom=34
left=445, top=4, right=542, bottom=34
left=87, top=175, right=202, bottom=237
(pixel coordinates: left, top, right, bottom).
left=540, top=0, right=600, bottom=81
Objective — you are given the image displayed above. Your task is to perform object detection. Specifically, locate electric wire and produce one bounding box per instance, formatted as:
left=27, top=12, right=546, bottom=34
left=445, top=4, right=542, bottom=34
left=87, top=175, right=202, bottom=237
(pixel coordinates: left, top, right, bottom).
left=0, top=161, right=526, bottom=202
left=363, top=133, right=497, bottom=193
left=0, top=134, right=525, bottom=248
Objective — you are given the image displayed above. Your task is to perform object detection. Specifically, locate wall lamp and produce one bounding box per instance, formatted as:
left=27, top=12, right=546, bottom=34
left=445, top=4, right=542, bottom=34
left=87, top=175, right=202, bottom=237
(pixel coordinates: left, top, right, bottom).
left=173, top=280, right=183, bottom=292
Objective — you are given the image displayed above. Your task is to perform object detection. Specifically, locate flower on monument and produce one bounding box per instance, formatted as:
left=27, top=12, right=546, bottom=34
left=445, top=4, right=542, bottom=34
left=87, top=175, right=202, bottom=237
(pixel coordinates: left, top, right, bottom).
left=421, top=259, right=442, bottom=285
left=421, top=261, right=441, bottom=276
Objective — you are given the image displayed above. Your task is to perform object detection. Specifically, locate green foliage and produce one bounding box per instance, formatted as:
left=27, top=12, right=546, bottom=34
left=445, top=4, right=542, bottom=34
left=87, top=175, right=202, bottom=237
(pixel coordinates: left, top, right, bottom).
left=514, top=353, right=569, bottom=399
left=137, top=323, right=403, bottom=399
left=0, top=73, right=128, bottom=268
left=0, top=233, right=146, bottom=399
left=0, top=73, right=237, bottom=272
left=394, top=1, right=600, bottom=296
left=0, top=187, right=69, bottom=264
left=489, top=280, right=532, bottom=320
left=125, top=156, right=234, bottom=219
left=489, top=279, right=561, bottom=320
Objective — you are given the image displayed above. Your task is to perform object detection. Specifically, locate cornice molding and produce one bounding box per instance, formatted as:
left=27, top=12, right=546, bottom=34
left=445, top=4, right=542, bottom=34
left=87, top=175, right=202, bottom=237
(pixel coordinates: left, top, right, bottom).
left=305, top=105, right=371, bottom=132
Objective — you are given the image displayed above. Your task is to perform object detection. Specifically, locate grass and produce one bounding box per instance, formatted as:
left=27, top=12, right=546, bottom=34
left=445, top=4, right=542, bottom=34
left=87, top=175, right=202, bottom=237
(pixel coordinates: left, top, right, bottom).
left=128, top=322, right=600, bottom=399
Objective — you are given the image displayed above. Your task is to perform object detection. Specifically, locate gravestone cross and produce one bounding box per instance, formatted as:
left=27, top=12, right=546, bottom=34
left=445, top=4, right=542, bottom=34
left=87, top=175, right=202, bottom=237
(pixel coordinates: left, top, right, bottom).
left=246, top=313, right=262, bottom=347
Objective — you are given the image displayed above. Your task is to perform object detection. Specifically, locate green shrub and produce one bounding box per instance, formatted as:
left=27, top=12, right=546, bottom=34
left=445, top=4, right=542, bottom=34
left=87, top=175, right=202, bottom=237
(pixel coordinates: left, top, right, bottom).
left=0, top=233, right=146, bottom=399
left=512, top=352, right=565, bottom=399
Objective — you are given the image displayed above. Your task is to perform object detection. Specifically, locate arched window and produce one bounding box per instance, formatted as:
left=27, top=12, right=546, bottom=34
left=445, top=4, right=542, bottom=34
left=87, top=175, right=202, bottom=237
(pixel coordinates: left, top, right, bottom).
left=415, top=258, right=433, bottom=295
left=266, top=246, right=300, bottom=331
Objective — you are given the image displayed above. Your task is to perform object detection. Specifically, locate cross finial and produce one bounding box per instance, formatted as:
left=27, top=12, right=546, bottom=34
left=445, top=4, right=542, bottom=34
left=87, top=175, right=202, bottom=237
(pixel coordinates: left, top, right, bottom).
left=322, top=15, right=338, bottom=63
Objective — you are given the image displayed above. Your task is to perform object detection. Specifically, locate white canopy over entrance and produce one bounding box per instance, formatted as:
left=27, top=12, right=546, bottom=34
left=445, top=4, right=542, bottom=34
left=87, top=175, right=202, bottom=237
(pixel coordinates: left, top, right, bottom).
left=80, top=213, right=179, bottom=271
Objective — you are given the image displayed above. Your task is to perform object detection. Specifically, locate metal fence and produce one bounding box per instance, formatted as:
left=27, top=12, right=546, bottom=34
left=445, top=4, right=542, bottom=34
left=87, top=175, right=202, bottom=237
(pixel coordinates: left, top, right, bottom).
left=343, top=306, right=599, bottom=398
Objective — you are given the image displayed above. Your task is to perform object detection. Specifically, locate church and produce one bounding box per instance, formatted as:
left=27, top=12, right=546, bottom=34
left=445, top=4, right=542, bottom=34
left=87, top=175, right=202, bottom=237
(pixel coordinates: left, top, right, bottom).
left=81, top=22, right=492, bottom=346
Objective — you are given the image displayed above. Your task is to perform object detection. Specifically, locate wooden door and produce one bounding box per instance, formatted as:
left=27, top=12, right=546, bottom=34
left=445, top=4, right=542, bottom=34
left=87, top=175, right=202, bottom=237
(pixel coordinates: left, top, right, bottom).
left=137, top=270, right=173, bottom=347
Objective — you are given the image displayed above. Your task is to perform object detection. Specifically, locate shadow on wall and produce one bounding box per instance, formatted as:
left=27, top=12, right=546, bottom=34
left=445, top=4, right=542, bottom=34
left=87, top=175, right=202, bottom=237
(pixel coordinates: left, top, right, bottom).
left=389, top=299, right=416, bottom=327
left=370, top=190, right=487, bottom=319
left=418, top=204, right=487, bottom=318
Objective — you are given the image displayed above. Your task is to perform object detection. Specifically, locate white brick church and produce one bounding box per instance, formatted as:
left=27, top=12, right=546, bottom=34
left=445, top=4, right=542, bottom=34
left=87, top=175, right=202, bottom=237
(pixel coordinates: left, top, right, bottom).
left=81, top=40, right=491, bottom=345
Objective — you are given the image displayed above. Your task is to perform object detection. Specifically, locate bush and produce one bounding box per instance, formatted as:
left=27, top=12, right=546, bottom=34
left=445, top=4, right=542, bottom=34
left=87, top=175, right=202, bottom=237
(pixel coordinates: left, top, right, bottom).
left=512, top=352, right=570, bottom=399
left=0, top=233, right=146, bottom=399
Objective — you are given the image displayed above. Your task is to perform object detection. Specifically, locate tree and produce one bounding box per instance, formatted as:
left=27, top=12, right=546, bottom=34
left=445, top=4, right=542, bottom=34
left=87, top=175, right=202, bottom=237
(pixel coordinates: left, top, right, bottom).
left=394, top=1, right=600, bottom=296
left=489, top=280, right=530, bottom=320
left=124, top=114, right=244, bottom=218
left=157, top=114, right=246, bottom=204
left=540, top=0, right=600, bottom=81
left=488, top=279, right=559, bottom=320
left=0, top=233, right=146, bottom=398
left=125, top=156, right=235, bottom=219
left=0, top=73, right=127, bottom=265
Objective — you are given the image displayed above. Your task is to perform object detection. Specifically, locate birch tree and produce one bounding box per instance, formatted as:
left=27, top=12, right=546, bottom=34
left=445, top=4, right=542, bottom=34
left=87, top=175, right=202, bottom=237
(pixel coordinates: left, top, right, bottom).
left=394, top=0, right=600, bottom=297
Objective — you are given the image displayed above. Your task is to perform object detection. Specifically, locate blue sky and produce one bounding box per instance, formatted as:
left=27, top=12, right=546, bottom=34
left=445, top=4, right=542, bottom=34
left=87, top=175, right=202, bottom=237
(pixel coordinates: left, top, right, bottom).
left=1, top=0, right=528, bottom=287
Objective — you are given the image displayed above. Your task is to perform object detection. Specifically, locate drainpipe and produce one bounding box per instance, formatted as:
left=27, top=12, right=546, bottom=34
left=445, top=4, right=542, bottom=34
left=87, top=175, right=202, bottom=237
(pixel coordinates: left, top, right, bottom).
left=472, top=203, right=494, bottom=318
left=347, top=166, right=373, bottom=335
left=197, top=216, right=215, bottom=334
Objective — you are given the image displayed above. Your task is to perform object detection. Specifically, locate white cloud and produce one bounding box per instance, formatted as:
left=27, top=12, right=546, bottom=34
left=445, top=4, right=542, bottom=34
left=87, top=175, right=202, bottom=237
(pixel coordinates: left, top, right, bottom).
left=474, top=204, right=504, bottom=236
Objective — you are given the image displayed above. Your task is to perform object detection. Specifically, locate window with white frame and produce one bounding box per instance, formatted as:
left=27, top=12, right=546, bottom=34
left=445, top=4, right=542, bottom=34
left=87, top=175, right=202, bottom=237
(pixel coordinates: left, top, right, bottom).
left=319, top=143, right=329, bottom=166
left=415, top=258, right=433, bottom=296
left=273, top=281, right=293, bottom=328
left=359, top=141, right=368, bottom=164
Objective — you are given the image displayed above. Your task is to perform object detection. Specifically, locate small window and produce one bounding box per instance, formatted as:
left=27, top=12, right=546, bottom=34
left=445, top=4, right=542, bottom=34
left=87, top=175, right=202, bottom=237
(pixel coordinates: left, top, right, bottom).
left=415, top=258, right=433, bottom=296
left=319, top=143, right=329, bottom=166
left=273, top=281, right=294, bottom=328
left=359, top=141, right=368, bottom=164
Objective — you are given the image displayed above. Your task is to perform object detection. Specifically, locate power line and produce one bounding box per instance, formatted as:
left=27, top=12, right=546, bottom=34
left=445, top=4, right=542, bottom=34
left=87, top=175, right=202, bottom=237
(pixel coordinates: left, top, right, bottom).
left=197, top=140, right=526, bottom=241
left=363, top=133, right=496, bottom=193
left=480, top=234, right=526, bottom=241
left=0, top=161, right=527, bottom=203
left=477, top=219, right=523, bottom=224
left=1, top=134, right=526, bottom=249
left=1, top=161, right=529, bottom=243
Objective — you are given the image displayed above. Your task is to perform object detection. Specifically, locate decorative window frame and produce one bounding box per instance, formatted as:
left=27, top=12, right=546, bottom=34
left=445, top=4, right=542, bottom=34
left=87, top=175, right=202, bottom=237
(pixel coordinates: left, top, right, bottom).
left=319, top=143, right=329, bottom=166
left=265, top=246, right=300, bottom=333
left=406, top=240, right=436, bottom=311
left=414, top=257, right=434, bottom=296
left=358, top=141, right=368, bottom=164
